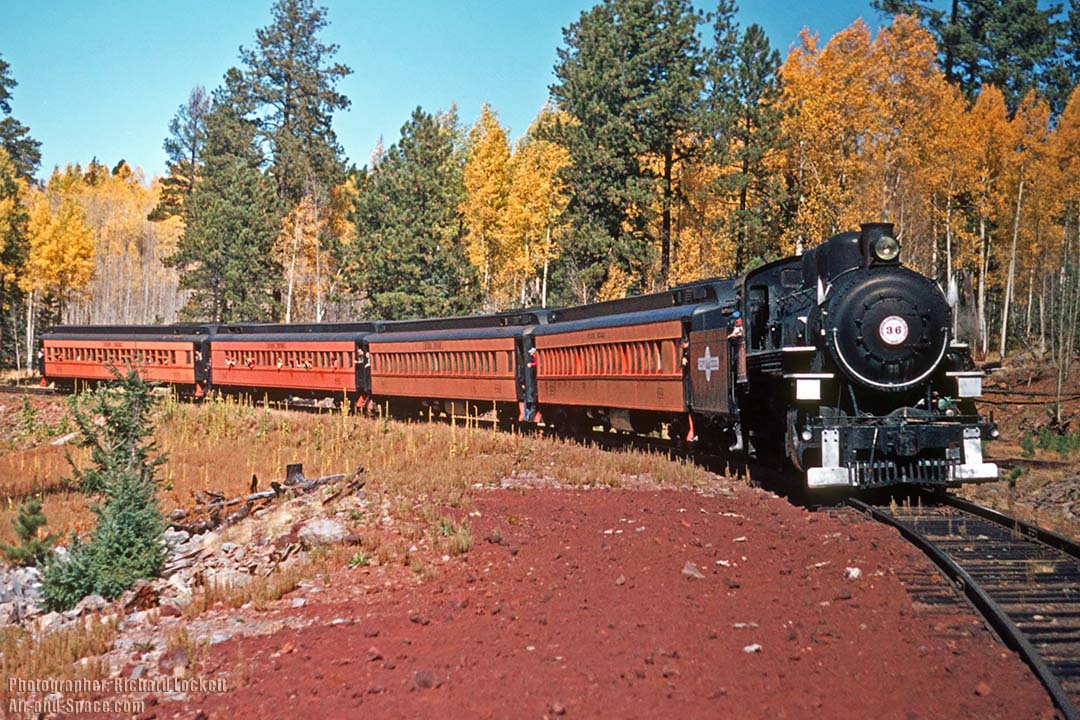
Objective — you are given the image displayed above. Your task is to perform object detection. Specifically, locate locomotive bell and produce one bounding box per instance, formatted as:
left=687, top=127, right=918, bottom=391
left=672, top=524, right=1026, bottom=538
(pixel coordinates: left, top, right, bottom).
left=859, top=223, right=900, bottom=265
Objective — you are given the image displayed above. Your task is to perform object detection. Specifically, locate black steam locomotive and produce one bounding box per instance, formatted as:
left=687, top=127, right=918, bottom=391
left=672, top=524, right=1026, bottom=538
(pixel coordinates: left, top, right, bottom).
left=724, top=222, right=998, bottom=488
left=41, top=223, right=998, bottom=492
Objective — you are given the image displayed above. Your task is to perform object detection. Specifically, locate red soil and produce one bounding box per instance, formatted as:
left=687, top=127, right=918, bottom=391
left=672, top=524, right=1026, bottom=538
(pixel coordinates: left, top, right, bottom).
left=161, top=487, right=1054, bottom=719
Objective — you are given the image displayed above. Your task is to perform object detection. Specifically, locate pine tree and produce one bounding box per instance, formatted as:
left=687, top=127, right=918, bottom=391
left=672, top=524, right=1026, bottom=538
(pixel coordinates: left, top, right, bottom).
left=550, top=0, right=704, bottom=297
left=0, top=53, right=41, bottom=181
left=42, top=369, right=168, bottom=610
left=149, top=86, right=210, bottom=221
left=707, top=13, right=786, bottom=272
left=874, top=0, right=1072, bottom=114
left=166, top=89, right=281, bottom=322
left=237, top=0, right=352, bottom=207
left=0, top=497, right=56, bottom=567
left=343, top=107, right=478, bottom=319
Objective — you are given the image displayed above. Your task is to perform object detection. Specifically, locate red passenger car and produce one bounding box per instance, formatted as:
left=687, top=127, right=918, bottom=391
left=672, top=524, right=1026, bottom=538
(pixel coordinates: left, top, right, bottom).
left=41, top=325, right=213, bottom=395
left=208, top=323, right=375, bottom=404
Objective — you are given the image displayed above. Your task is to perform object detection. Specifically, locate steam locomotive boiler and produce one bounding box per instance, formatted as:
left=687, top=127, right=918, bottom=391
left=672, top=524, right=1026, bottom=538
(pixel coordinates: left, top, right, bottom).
left=732, top=222, right=998, bottom=488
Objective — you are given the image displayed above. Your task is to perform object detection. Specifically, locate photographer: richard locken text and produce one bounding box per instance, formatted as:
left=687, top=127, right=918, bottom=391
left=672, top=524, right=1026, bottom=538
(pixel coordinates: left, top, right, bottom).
left=9, top=676, right=228, bottom=694
left=8, top=676, right=229, bottom=715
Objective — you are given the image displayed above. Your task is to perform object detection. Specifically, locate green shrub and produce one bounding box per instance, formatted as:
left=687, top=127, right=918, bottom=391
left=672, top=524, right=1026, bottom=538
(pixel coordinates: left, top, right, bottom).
left=0, top=497, right=57, bottom=566
left=42, top=368, right=168, bottom=611
left=1019, top=431, right=1035, bottom=458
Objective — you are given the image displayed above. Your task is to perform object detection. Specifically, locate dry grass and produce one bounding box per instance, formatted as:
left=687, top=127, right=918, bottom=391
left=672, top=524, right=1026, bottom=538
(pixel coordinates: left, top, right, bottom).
left=0, top=393, right=717, bottom=547
left=162, top=626, right=209, bottom=676
left=183, top=560, right=310, bottom=617
left=0, top=614, right=118, bottom=706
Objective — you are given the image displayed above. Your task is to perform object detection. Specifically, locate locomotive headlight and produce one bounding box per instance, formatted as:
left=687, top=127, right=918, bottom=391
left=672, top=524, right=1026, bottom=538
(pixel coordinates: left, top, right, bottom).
left=873, top=235, right=900, bottom=262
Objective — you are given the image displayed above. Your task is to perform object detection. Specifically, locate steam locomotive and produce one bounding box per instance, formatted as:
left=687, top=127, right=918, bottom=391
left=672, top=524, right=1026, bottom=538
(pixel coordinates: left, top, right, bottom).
left=40, top=222, right=998, bottom=491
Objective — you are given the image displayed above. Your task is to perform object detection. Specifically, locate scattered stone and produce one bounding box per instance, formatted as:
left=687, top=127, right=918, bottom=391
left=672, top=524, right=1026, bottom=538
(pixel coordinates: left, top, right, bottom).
left=410, top=614, right=430, bottom=626
left=121, top=579, right=160, bottom=611
left=297, top=519, right=346, bottom=547
left=210, top=631, right=231, bottom=645
left=37, top=611, right=63, bottom=633
left=549, top=702, right=567, bottom=716
left=343, top=532, right=363, bottom=546
left=290, top=597, right=307, bottom=608
left=221, top=542, right=238, bottom=555
left=367, top=647, right=383, bottom=661
left=844, top=567, right=862, bottom=581
left=159, top=604, right=182, bottom=618
left=413, top=669, right=435, bottom=689
left=743, top=643, right=762, bottom=654
left=974, top=682, right=992, bottom=696
left=615, top=574, right=626, bottom=586
left=681, top=561, right=706, bottom=580
left=72, top=593, right=109, bottom=616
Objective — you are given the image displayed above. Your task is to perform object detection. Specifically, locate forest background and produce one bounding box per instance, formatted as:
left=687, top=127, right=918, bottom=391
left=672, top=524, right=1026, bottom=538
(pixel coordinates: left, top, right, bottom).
left=2, top=0, right=1080, bottom=380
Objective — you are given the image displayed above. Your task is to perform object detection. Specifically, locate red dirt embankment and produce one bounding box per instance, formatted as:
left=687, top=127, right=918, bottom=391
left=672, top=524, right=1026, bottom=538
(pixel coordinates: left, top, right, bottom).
left=162, top=486, right=1053, bottom=720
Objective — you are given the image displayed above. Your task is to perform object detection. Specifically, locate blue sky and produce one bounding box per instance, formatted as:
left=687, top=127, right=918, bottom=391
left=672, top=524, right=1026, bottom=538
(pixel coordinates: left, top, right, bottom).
left=0, top=0, right=885, bottom=182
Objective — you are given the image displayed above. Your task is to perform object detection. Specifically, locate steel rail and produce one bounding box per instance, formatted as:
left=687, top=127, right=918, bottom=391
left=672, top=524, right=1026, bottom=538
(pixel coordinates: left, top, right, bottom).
left=940, top=494, right=1080, bottom=560
left=848, top=497, right=1080, bottom=720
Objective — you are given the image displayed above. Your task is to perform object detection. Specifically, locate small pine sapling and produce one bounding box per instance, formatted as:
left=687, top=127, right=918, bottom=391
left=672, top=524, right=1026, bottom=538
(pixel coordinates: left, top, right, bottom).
left=42, top=367, right=168, bottom=610
left=0, top=497, right=57, bottom=566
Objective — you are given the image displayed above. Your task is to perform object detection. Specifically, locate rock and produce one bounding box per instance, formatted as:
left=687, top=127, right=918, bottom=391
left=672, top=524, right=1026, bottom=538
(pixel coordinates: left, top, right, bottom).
left=413, top=669, right=435, bottom=689
left=549, top=703, right=567, bottom=716
left=159, top=604, right=182, bottom=618
left=742, top=643, right=762, bottom=654
left=221, top=542, right=238, bottom=555
left=73, top=594, right=109, bottom=616
left=290, top=597, right=307, bottom=608
left=974, top=682, right=992, bottom=696
left=297, top=519, right=346, bottom=547
left=50, top=431, right=78, bottom=446
left=681, top=561, right=706, bottom=580
left=158, top=646, right=189, bottom=675
left=367, top=646, right=383, bottom=661
left=163, top=528, right=190, bottom=546
left=844, top=567, right=862, bottom=581
left=210, top=631, right=231, bottom=645
left=37, top=611, right=63, bottom=633
left=410, top=614, right=430, bottom=626
left=121, top=580, right=160, bottom=610
left=343, top=532, right=363, bottom=546
left=205, top=567, right=250, bottom=589
left=0, top=602, right=17, bottom=624
left=165, top=573, right=192, bottom=598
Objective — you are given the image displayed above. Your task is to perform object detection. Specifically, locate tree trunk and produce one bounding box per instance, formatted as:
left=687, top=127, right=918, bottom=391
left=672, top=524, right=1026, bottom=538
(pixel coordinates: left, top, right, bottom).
left=1039, top=273, right=1046, bottom=355
left=1000, top=168, right=1025, bottom=360
left=24, top=289, right=35, bottom=372
left=1025, top=268, right=1034, bottom=336
left=661, top=146, right=674, bottom=287
left=978, top=216, right=989, bottom=358
left=542, top=225, right=551, bottom=309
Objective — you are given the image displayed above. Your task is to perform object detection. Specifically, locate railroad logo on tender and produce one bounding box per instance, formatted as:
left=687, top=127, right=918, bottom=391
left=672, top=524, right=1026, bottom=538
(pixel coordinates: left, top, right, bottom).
left=697, top=347, right=720, bottom=382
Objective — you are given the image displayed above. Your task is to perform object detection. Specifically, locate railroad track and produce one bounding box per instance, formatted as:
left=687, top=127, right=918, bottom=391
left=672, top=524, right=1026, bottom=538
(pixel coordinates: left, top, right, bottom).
left=850, top=493, right=1080, bottom=720
left=0, top=383, right=56, bottom=396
